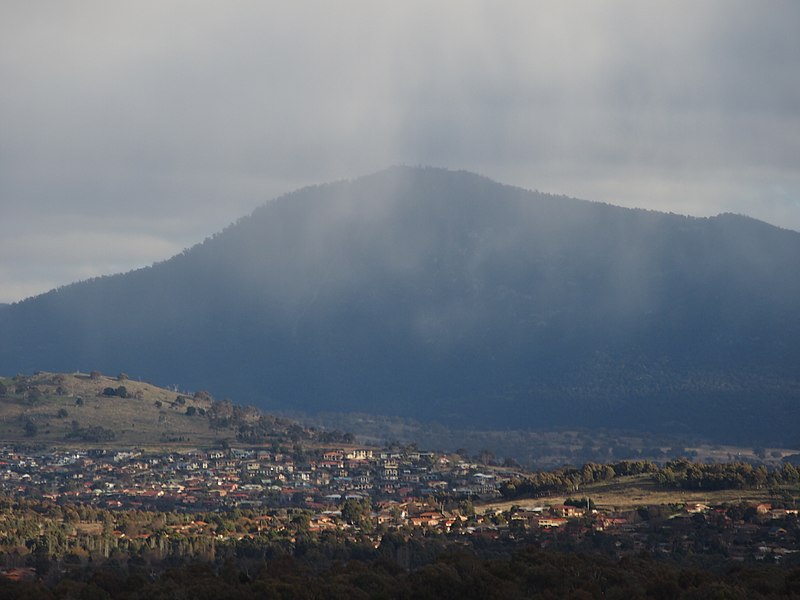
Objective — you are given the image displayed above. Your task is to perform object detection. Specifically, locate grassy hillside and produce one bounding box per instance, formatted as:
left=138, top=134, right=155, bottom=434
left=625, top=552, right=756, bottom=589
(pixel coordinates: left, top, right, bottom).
left=0, top=371, right=245, bottom=446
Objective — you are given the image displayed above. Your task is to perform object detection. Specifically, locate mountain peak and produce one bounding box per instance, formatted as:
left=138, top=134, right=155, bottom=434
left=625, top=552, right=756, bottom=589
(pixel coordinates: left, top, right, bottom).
left=2, top=170, right=799, bottom=444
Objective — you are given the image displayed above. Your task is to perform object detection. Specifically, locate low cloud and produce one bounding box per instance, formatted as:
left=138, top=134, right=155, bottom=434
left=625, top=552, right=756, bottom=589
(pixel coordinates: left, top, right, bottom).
left=1, top=1, right=798, bottom=302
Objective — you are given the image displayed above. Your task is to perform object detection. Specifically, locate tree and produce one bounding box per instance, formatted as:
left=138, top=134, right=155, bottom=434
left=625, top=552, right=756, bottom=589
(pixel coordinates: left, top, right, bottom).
left=24, top=420, right=38, bottom=437
left=458, top=499, right=475, bottom=517
left=341, top=498, right=374, bottom=531
left=565, top=496, right=595, bottom=510
left=477, top=449, right=495, bottom=465
left=193, top=390, right=214, bottom=402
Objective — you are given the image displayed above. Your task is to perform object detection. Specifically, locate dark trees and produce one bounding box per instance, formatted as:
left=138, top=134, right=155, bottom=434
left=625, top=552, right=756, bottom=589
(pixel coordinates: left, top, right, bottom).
left=23, top=420, right=38, bottom=437
left=101, top=386, right=128, bottom=398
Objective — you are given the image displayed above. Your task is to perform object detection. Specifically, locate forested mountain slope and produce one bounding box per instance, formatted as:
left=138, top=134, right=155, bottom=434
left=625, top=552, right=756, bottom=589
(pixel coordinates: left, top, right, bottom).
left=2, top=167, right=799, bottom=443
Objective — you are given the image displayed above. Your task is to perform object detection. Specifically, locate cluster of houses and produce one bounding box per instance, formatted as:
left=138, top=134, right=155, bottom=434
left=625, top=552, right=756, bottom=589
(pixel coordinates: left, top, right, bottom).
left=1, top=445, right=798, bottom=563
left=501, top=500, right=800, bottom=562
left=0, top=445, right=510, bottom=512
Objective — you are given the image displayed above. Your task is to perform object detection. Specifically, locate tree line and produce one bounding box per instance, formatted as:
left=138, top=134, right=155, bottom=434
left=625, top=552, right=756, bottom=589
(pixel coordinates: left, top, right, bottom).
left=2, top=546, right=800, bottom=599
left=500, top=459, right=800, bottom=498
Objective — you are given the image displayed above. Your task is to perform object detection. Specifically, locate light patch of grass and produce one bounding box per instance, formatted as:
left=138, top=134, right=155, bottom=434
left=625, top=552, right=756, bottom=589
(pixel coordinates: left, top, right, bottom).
left=0, top=371, right=234, bottom=447
left=479, top=474, right=798, bottom=513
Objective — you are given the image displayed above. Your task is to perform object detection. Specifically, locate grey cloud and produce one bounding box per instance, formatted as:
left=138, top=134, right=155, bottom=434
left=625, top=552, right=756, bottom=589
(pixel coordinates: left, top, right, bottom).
left=1, top=1, right=799, bottom=303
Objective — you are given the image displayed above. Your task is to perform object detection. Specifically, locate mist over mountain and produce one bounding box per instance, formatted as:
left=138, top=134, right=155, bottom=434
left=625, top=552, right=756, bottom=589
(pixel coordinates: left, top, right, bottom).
left=2, top=167, right=799, bottom=443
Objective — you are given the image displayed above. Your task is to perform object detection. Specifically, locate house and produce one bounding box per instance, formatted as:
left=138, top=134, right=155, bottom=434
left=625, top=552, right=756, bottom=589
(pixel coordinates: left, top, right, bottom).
left=536, top=517, right=567, bottom=528
left=551, top=504, right=584, bottom=518
left=346, top=449, right=373, bottom=460
left=755, top=503, right=772, bottom=514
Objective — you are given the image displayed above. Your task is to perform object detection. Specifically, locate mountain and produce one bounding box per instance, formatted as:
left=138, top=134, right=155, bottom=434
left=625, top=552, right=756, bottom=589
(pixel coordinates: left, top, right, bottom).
left=1, top=167, right=799, bottom=443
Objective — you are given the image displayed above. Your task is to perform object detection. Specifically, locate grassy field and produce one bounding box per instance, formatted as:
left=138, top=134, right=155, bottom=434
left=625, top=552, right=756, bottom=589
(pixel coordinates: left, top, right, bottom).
left=480, top=473, right=800, bottom=513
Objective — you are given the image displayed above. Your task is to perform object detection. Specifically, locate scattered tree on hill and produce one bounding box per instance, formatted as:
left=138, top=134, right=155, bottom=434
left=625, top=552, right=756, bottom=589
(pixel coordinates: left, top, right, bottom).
left=101, top=386, right=128, bottom=398
left=66, top=425, right=116, bottom=442
left=89, top=371, right=101, bottom=380
left=194, top=390, right=214, bottom=403
left=23, top=420, right=38, bottom=437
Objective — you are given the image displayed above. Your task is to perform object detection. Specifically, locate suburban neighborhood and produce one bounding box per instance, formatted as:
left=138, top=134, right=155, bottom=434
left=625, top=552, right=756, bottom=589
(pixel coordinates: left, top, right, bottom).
left=1, top=443, right=798, bottom=576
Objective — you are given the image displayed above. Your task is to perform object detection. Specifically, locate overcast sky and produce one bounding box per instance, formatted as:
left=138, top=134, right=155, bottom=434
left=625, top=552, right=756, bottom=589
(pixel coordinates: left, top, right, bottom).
left=2, top=1, right=799, bottom=303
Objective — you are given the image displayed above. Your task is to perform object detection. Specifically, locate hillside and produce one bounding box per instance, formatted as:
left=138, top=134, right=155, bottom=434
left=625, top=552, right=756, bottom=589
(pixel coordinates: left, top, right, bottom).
left=1, top=167, right=799, bottom=444
left=0, top=372, right=306, bottom=447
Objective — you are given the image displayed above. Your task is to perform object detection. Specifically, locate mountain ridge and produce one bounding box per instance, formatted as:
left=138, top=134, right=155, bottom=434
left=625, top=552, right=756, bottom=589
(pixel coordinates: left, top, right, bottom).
left=2, top=167, right=799, bottom=443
